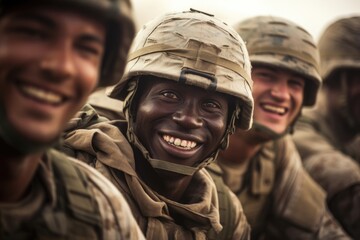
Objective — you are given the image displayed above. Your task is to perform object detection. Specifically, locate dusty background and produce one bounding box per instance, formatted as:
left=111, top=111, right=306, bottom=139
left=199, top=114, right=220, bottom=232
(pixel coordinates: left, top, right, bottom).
left=132, top=0, right=360, bottom=40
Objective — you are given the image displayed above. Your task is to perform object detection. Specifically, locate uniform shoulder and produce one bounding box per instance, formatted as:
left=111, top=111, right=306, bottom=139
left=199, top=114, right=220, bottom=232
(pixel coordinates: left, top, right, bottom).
left=48, top=149, right=145, bottom=240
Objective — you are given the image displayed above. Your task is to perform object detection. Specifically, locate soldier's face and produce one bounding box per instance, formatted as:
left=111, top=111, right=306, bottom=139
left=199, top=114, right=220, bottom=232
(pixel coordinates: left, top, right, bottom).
left=346, top=69, right=360, bottom=125
left=134, top=78, right=229, bottom=169
left=251, top=66, right=305, bottom=134
left=0, top=6, right=105, bottom=143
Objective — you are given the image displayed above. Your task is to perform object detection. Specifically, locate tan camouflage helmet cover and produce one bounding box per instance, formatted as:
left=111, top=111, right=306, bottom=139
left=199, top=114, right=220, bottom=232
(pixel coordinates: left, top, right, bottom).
left=318, top=16, right=360, bottom=83
left=234, top=16, right=321, bottom=106
left=0, top=0, right=135, bottom=87
left=110, top=8, right=254, bottom=130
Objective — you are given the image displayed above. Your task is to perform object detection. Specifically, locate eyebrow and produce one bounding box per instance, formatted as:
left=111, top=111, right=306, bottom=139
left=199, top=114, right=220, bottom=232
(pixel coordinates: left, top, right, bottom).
left=11, top=12, right=105, bottom=45
left=79, top=34, right=105, bottom=46
left=12, top=12, right=56, bottom=29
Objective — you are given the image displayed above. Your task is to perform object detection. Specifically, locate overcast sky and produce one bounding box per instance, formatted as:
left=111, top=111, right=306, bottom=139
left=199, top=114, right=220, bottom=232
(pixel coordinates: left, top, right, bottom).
left=132, top=0, right=360, bottom=41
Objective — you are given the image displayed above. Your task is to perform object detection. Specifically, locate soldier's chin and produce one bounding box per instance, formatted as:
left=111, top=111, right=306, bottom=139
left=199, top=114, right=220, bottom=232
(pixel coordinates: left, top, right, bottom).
left=17, top=134, right=59, bottom=154
left=24, top=129, right=60, bottom=146
left=1, top=125, right=60, bottom=155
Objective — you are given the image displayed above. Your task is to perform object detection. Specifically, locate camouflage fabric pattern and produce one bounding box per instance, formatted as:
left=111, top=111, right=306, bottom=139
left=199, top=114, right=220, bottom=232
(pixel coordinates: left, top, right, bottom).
left=70, top=154, right=145, bottom=240
left=216, top=135, right=351, bottom=239
left=294, top=90, right=360, bottom=239
left=0, top=149, right=145, bottom=240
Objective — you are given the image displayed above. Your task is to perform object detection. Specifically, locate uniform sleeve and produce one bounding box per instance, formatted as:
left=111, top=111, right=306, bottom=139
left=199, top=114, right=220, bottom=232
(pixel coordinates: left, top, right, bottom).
left=229, top=190, right=251, bottom=240
left=69, top=158, right=145, bottom=240
left=293, top=113, right=360, bottom=197
left=303, top=150, right=360, bottom=239
left=270, top=136, right=351, bottom=239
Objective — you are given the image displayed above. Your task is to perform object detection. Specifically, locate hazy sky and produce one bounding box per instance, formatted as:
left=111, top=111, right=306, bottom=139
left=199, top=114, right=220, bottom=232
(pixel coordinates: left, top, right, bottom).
left=132, top=0, right=360, bottom=40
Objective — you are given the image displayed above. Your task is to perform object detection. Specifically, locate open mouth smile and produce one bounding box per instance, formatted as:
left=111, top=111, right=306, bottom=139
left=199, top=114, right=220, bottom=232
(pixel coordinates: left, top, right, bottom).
left=261, top=103, right=288, bottom=115
left=162, top=134, right=198, bottom=150
left=18, top=82, right=67, bottom=106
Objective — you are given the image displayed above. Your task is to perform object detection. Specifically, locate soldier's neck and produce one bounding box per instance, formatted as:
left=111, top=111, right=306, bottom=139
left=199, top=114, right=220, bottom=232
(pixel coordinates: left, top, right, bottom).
left=135, top=150, right=192, bottom=202
left=0, top=141, right=42, bottom=203
left=219, top=130, right=264, bottom=166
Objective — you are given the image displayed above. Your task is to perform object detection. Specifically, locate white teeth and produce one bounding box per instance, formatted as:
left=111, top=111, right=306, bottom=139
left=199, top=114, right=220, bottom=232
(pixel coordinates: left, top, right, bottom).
left=162, top=135, right=198, bottom=150
left=180, top=140, right=187, bottom=147
left=263, top=104, right=286, bottom=114
left=21, top=85, right=62, bottom=104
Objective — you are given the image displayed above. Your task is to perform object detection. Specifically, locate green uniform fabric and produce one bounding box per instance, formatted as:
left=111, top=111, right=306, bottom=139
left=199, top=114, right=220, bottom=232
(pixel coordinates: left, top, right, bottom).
left=60, top=105, right=251, bottom=240
left=213, top=135, right=351, bottom=239
left=0, top=149, right=144, bottom=240
left=293, top=90, right=360, bottom=239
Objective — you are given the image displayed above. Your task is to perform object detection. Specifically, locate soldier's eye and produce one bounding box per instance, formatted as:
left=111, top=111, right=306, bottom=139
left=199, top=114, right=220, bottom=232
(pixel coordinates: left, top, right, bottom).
left=161, top=91, right=178, bottom=99
left=203, top=101, right=221, bottom=109
left=289, top=79, right=304, bottom=90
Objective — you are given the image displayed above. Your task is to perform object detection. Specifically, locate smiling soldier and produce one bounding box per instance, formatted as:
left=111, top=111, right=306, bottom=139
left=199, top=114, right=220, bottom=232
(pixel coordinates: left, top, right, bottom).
left=0, top=0, right=145, bottom=239
left=206, top=16, right=351, bottom=239
left=60, top=9, right=254, bottom=240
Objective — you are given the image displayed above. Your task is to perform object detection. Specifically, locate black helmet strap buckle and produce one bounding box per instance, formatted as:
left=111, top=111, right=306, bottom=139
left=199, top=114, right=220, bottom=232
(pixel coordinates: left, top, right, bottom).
left=179, top=68, right=217, bottom=91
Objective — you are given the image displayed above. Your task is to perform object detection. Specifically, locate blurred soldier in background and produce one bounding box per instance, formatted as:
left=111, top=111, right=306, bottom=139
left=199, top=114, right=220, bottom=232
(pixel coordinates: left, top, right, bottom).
left=0, top=0, right=145, bottom=239
left=207, top=16, right=350, bottom=239
left=60, top=9, right=253, bottom=240
left=293, top=16, right=360, bottom=239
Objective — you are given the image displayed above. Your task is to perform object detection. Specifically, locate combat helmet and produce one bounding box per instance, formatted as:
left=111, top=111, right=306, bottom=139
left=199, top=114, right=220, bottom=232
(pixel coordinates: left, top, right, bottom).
left=110, top=9, right=254, bottom=175
left=318, top=16, right=360, bottom=83
left=0, top=0, right=135, bottom=154
left=234, top=16, right=321, bottom=107
left=0, top=0, right=135, bottom=87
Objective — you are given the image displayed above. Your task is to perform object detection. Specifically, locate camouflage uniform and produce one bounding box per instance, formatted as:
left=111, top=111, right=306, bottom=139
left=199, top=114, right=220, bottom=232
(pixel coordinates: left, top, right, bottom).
left=293, top=16, right=360, bottom=239
left=60, top=9, right=254, bottom=240
left=212, top=135, right=349, bottom=239
left=0, top=149, right=145, bottom=239
left=210, top=16, right=351, bottom=239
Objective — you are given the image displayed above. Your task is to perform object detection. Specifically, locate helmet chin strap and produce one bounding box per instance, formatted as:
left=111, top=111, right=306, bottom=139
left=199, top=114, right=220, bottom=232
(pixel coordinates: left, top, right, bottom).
left=127, top=128, right=207, bottom=176
left=0, top=105, right=59, bottom=155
